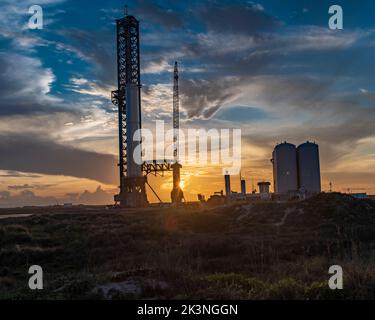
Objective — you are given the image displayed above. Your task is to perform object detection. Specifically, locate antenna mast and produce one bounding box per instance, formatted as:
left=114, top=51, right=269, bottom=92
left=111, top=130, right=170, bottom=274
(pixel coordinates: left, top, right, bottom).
left=173, top=61, right=179, bottom=160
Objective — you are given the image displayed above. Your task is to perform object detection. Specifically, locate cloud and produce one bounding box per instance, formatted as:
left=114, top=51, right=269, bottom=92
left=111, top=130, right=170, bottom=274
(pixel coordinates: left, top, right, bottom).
left=178, top=75, right=319, bottom=120
left=198, top=2, right=280, bottom=35
left=57, top=29, right=116, bottom=87
left=0, top=190, right=58, bottom=208
left=135, top=0, right=184, bottom=29
left=275, top=26, right=363, bottom=52
left=214, top=106, right=270, bottom=122
left=0, top=186, right=115, bottom=208
left=0, top=133, right=118, bottom=185
left=66, top=76, right=112, bottom=100
left=180, top=78, right=242, bottom=119
left=7, top=183, right=55, bottom=191
left=142, top=83, right=173, bottom=115
left=0, top=52, right=79, bottom=117
left=78, top=186, right=114, bottom=205
left=8, top=184, right=34, bottom=191
left=142, top=59, right=172, bottom=74
left=235, top=72, right=375, bottom=172
left=0, top=0, right=67, bottom=48
left=0, top=52, right=54, bottom=97
left=50, top=4, right=369, bottom=125
left=0, top=171, right=41, bottom=178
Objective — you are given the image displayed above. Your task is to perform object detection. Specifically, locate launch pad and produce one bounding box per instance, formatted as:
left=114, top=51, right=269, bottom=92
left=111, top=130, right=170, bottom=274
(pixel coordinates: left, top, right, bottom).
left=112, top=13, right=183, bottom=208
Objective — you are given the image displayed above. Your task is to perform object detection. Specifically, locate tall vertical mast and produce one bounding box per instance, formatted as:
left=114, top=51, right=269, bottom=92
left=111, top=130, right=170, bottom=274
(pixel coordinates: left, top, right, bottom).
left=112, top=12, right=147, bottom=207
left=173, top=61, right=179, bottom=161
left=171, top=61, right=184, bottom=205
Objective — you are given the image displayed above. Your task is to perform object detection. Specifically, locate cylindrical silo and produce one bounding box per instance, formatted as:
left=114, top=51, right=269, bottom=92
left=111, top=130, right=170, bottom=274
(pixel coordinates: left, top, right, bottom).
left=271, top=142, right=298, bottom=193
left=297, top=142, right=321, bottom=193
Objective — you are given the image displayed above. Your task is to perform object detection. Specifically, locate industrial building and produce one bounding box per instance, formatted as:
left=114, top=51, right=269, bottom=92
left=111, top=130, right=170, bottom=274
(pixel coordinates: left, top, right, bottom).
left=208, top=141, right=321, bottom=205
left=215, top=143, right=320, bottom=202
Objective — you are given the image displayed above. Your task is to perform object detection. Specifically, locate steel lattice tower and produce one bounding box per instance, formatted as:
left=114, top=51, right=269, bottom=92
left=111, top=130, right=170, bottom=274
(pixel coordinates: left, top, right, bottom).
left=173, top=61, right=180, bottom=160
left=171, top=62, right=184, bottom=205
left=112, top=13, right=148, bottom=207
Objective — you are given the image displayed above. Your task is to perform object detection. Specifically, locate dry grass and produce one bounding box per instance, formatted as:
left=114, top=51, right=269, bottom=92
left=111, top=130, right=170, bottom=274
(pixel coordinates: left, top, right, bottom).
left=0, top=193, right=374, bottom=299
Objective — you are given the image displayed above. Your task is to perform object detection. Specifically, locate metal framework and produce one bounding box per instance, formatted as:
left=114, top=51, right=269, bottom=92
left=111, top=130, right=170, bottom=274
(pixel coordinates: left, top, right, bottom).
left=112, top=12, right=183, bottom=206
left=173, top=61, right=180, bottom=160
left=142, top=160, right=173, bottom=177
left=112, top=14, right=147, bottom=207
left=171, top=62, right=184, bottom=205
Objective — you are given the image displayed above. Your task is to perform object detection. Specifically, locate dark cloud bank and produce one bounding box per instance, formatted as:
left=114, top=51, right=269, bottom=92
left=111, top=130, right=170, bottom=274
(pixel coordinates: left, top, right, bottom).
left=0, top=133, right=117, bottom=185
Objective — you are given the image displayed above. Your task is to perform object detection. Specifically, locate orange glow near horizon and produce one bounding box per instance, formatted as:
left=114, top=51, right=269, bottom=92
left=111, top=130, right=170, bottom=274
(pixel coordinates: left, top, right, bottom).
left=0, top=148, right=374, bottom=206
left=0, top=166, right=374, bottom=207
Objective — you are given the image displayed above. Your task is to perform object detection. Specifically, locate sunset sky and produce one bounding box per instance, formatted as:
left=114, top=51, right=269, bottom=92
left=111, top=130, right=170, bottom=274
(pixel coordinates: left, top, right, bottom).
left=0, top=0, right=374, bottom=207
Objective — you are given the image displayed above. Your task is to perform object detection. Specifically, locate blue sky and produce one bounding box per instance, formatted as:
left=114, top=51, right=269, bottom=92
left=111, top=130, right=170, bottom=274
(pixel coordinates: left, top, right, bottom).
left=0, top=0, right=374, bottom=206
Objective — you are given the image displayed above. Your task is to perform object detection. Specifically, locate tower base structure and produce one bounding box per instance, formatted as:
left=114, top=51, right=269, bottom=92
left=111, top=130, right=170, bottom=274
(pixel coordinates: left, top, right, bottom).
left=171, top=162, right=184, bottom=205
left=115, top=176, right=149, bottom=207
left=171, top=187, right=184, bottom=205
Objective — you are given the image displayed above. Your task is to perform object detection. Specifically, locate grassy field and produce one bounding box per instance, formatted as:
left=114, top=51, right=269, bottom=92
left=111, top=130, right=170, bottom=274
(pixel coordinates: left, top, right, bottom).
left=0, top=193, right=375, bottom=300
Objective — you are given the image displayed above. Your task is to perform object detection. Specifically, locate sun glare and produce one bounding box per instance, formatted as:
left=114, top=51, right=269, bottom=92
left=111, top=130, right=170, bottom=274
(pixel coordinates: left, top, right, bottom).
left=179, top=180, right=185, bottom=189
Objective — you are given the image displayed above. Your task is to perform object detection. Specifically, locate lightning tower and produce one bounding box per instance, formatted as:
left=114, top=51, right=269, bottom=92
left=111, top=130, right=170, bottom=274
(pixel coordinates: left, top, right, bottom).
left=112, top=12, right=148, bottom=207
left=171, top=62, right=184, bottom=205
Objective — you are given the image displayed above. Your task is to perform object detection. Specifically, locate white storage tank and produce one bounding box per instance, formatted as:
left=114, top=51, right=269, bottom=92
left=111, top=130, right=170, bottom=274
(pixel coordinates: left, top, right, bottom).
left=297, top=141, right=321, bottom=193
left=271, top=142, right=298, bottom=193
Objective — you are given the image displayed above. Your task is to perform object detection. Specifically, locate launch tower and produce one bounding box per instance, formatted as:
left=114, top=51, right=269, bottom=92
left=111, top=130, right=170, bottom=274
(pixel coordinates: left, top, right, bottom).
left=111, top=13, right=148, bottom=207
